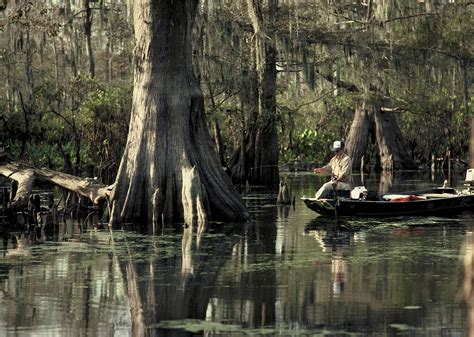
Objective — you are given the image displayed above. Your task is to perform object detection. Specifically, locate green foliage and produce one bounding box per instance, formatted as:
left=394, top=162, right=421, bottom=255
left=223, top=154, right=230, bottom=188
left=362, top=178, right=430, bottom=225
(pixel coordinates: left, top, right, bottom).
left=0, top=1, right=132, bottom=175
left=401, top=87, right=469, bottom=163
left=440, top=7, right=474, bottom=59
left=281, top=129, right=331, bottom=165
left=1, top=74, right=131, bottom=172
left=277, top=89, right=356, bottom=166
left=77, top=84, right=132, bottom=166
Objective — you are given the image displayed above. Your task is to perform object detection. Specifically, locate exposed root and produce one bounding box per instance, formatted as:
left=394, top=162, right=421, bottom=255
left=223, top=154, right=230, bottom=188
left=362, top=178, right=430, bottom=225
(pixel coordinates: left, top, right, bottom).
left=181, top=166, right=208, bottom=229
left=108, top=200, right=122, bottom=227
left=152, top=187, right=164, bottom=232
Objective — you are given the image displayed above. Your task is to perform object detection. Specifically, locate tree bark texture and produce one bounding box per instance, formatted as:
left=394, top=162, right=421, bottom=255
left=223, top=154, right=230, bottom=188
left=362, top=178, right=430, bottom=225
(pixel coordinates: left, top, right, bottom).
left=212, top=117, right=225, bottom=167
left=245, top=0, right=279, bottom=186
left=373, top=106, right=417, bottom=171
left=227, top=53, right=258, bottom=185
left=345, top=105, right=372, bottom=170
left=462, top=58, right=470, bottom=118
left=228, top=129, right=256, bottom=185
left=346, top=102, right=417, bottom=171
left=111, top=0, right=248, bottom=225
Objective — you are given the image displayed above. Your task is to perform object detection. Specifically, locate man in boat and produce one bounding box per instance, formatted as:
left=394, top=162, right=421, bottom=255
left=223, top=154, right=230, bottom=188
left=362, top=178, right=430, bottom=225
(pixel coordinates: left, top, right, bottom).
left=313, top=140, right=353, bottom=199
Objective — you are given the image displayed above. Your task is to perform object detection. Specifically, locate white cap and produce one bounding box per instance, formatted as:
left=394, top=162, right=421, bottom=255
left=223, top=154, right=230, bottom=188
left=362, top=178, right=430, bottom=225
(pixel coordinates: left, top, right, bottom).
left=332, top=140, right=343, bottom=151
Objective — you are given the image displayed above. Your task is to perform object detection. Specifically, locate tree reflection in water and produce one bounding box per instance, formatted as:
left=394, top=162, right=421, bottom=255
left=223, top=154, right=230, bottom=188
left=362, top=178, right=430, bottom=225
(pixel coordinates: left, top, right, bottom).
left=120, top=221, right=252, bottom=337
left=461, top=217, right=474, bottom=335
left=0, top=221, right=129, bottom=337
left=0, top=172, right=472, bottom=336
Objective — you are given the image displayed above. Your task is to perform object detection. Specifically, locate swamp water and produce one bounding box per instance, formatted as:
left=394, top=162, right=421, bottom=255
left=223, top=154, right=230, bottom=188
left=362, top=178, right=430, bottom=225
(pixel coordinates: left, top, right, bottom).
left=0, top=171, right=473, bottom=336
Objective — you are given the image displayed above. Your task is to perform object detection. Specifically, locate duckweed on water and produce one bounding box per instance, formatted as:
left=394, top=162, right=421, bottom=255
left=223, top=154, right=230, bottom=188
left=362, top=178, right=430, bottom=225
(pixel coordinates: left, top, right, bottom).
left=154, top=319, right=363, bottom=336
left=388, top=323, right=413, bottom=331
left=0, top=172, right=471, bottom=336
left=154, top=320, right=242, bottom=333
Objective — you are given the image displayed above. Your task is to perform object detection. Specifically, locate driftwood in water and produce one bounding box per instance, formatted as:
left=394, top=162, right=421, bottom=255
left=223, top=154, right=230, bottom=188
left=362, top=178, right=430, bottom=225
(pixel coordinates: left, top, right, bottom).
left=0, top=162, right=112, bottom=208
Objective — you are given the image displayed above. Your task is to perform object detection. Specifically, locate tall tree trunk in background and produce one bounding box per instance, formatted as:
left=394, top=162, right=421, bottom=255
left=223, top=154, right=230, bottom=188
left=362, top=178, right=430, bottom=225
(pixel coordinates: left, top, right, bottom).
left=470, top=117, right=474, bottom=168
left=462, top=58, right=473, bottom=168
left=25, top=30, right=34, bottom=100
left=83, top=0, right=95, bottom=78
left=203, top=78, right=226, bottom=167
left=110, top=0, right=248, bottom=225
left=107, top=39, right=113, bottom=82
left=346, top=101, right=416, bottom=171
left=227, top=45, right=258, bottom=185
left=462, top=58, right=470, bottom=119
left=5, top=20, right=15, bottom=115
left=52, top=39, right=60, bottom=87
left=245, top=0, right=279, bottom=186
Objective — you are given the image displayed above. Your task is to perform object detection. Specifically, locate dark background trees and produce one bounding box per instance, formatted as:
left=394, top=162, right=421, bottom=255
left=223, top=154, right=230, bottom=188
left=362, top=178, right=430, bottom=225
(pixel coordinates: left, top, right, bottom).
left=1, top=0, right=472, bottom=181
left=0, top=1, right=132, bottom=179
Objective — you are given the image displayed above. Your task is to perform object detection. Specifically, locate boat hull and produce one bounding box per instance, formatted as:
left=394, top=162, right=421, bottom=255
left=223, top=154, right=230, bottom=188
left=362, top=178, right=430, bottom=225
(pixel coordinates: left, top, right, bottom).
left=301, top=195, right=474, bottom=217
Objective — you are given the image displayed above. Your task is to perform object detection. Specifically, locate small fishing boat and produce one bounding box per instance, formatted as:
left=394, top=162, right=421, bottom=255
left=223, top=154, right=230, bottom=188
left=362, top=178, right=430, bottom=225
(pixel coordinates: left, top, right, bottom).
left=302, top=169, right=474, bottom=217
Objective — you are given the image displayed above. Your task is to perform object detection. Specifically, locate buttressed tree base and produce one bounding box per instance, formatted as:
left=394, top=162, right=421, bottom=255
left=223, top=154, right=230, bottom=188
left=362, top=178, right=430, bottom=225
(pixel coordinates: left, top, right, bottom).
left=110, top=0, right=249, bottom=226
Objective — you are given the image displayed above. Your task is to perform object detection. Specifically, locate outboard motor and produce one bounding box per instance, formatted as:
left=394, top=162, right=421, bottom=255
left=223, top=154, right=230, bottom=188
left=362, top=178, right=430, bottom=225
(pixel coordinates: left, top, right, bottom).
left=351, top=186, right=368, bottom=200
left=466, top=169, right=474, bottom=182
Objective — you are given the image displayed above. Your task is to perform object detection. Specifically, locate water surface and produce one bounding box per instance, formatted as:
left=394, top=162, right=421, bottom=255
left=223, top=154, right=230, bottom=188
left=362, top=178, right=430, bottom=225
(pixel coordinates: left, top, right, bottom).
left=0, top=171, right=472, bottom=336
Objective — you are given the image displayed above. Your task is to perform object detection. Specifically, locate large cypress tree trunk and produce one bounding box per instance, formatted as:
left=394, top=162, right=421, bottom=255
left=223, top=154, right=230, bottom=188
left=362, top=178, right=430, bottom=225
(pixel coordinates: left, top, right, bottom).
left=110, top=0, right=248, bottom=225
left=346, top=101, right=417, bottom=171
left=373, top=108, right=417, bottom=170
left=345, top=104, right=372, bottom=170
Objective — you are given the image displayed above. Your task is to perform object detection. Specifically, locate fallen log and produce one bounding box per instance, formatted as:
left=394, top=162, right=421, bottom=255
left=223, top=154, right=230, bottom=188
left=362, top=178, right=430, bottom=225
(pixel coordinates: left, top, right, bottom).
left=0, top=162, right=113, bottom=208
